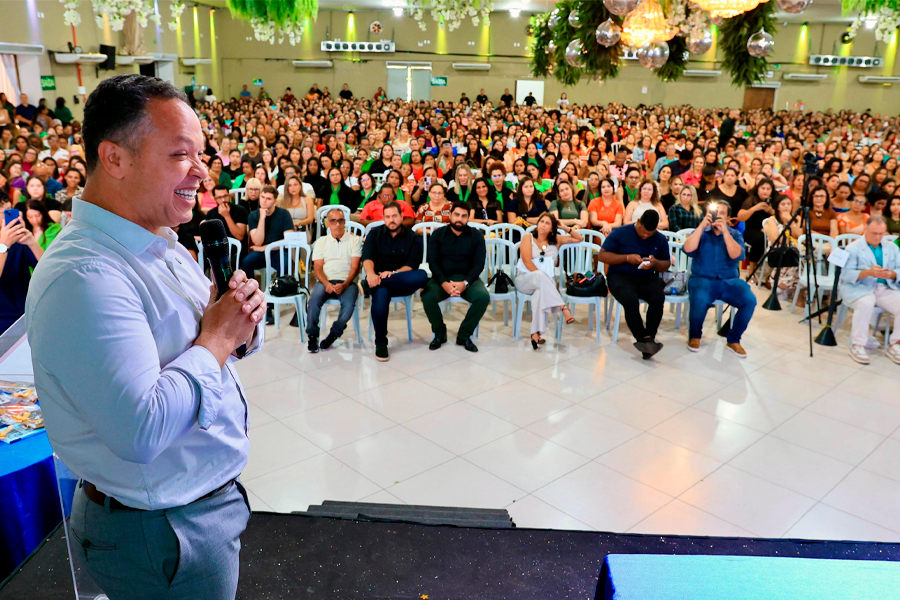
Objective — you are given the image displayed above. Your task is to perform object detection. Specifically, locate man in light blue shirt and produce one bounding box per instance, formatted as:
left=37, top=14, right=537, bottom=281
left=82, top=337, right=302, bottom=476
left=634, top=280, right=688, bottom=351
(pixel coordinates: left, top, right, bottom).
left=26, top=75, right=266, bottom=600
left=839, top=215, right=900, bottom=365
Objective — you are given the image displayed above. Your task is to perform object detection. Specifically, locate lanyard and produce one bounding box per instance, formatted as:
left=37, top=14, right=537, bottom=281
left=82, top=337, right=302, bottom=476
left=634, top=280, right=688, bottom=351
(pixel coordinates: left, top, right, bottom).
left=459, top=187, right=471, bottom=205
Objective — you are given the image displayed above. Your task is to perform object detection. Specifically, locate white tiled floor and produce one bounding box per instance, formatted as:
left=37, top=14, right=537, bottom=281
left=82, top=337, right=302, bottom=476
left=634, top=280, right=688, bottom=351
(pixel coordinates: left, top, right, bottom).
left=235, top=287, right=900, bottom=542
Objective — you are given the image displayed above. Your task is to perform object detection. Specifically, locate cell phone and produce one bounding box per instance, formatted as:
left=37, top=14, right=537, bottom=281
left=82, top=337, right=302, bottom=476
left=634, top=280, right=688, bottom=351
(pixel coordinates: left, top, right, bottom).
left=424, top=177, right=432, bottom=189
left=4, top=209, right=19, bottom=225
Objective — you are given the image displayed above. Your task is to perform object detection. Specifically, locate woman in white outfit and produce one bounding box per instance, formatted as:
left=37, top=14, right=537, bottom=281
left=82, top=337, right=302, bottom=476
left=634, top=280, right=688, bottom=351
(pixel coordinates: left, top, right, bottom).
left=517, top=213, right=583, bottom=349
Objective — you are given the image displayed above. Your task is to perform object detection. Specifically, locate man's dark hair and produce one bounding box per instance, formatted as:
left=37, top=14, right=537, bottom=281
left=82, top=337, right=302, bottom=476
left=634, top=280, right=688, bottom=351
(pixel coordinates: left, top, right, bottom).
left=383, top=201, right=402, bottom=216
left=451, top=201, right=469, bottom=215
left=82, top=74, right=187, bottom=174
left=639, top=209, right=660, bottom=231
left=261, top=185, right=277, bottom=197
left=213, top=184, right=230, bottom=195
left=679, top=149, right=693, bottom=161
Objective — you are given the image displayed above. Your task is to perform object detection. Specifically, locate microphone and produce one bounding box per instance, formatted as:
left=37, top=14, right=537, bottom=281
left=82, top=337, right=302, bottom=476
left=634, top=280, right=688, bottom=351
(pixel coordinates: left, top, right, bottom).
left=200, top=220, right=234, bottom=299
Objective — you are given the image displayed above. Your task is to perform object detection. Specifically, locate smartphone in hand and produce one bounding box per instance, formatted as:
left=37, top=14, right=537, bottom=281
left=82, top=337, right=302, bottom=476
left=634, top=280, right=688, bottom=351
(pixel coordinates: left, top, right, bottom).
left=4, top=209, right=20, bottom=225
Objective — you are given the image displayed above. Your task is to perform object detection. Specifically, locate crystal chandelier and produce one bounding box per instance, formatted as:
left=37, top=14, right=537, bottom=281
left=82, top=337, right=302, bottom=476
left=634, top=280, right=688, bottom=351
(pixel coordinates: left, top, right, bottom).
left=692, top=0, right=768, bottom=19
left=621, top=0, right=678, bottom=48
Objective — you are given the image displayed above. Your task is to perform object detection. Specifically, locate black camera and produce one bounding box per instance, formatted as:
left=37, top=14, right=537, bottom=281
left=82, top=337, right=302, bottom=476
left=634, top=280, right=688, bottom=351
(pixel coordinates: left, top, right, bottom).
left=803, top=152, right=819, bottom=175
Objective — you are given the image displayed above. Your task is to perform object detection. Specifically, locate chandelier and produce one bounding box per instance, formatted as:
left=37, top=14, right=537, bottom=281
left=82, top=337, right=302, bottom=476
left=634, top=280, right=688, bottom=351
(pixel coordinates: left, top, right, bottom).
left=692, top=0, right=768, bottom=19
left=621, top=0, right=678, bottom=48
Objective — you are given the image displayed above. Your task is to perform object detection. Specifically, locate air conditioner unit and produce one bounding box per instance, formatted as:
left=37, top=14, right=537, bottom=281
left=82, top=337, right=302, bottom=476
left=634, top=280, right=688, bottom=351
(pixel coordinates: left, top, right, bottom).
left=452, top=63, right=491, bottom=71
left=750, top=81, right=781, bottom=89
left=858, top=75, right=900, bottom=84
left=292, top=60, right=333, bottom=68
left=809, top=55, right=883, bottom=68
left=181, top=58, right=212, bottom=66
left=683, top=69, right=722, bottom=77
left=321, top=40, right=395, bottom=53
left=783, top=73, right=827, bottom=81
left=0, top=42, right=44, bottom=55
left=54, top=53, right=107, bottom=65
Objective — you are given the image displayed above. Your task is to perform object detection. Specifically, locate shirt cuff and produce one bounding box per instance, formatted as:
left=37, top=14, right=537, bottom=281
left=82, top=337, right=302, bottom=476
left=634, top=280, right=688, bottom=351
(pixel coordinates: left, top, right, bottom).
left=242, top=320, right=266, bottom=358
left=166, top=345, right=224, bottom=431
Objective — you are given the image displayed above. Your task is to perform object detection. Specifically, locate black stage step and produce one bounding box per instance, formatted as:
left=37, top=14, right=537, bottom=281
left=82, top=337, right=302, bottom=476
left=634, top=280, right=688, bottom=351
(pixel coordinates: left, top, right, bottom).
left=296, top=500, right=515, bottom=528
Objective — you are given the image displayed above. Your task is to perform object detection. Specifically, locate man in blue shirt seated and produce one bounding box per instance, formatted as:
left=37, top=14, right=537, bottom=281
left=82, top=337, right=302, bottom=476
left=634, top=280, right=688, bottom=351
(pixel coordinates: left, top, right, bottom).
left=599, top=210, right=671, bottom=359
left=682, top=202, right=756, bottom=358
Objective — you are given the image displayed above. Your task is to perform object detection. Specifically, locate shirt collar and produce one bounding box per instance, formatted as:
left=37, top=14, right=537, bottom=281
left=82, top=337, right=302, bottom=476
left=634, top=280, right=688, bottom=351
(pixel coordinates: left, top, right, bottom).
left=72, top=198, right=169, bottom=257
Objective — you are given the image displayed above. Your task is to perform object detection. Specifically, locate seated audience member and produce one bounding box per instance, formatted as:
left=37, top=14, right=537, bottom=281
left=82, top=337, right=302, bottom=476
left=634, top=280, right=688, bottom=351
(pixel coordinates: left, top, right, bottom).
left=306, top=208, right=362, bottom=353
left=599, top=210, right=671, bottom=358
left=550, top=180, right=588, bottom=233
left=667, top=184, right=704, bottom=232
left=587, top=177, right=623, bottom=236
left=508, top=177, right=548, bottom=227
left=764, top=195, right=802, bottom=298
left=0, top=211, right=42, bottom=334
left=468, top=177, right=504, bottom=225
left=205, top=184, right=249, bottom=243
left=624, top=178, right=669, bottom=230
left=358, top=183, right=416, bottom=227
left=279, top=175, right=315, bottom=242
left=240, top=178, right=262, bottom=213
left=361, top=202, right=429, bottom=361
left=24, top=200, right=62, bottom=250
left=516, top=212, right=581, bottom=349
left=682, top=202, right=756, bottom=357
left=737, top=178, right=778, bottom=283
left=838, top=195, right=868, bottom=235
left=840, top=216, right=900, bottom=365
left=421, top=202, right=488, bottom=352
left=241, top=185, right=295, bottom=324
left=416, top=182, right=452, bottom=224
left=323, top=166, right=358, bottom=210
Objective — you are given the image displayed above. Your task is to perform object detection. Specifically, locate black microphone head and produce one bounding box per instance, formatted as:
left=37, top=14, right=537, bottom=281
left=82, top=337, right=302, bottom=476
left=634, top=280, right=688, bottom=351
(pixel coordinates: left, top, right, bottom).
left=200, top=219, right=229, bottom=259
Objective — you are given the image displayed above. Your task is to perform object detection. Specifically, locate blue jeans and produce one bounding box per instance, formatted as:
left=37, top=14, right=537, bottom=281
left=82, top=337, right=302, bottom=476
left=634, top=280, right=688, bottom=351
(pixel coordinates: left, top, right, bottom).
left=306, top=280, right=358, bottom=340
left=370, top=269, right=428, bottom=345
left=688, top=276, right=757, bottom=344
left=239, top=250, right=279, bottom=275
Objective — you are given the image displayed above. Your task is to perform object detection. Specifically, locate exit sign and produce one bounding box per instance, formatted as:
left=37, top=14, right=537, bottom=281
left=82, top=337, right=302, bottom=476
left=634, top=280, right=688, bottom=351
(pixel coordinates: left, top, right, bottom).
left=430, top=76, right=447, bottom=87
left=252, top=78, right=263, bottom=86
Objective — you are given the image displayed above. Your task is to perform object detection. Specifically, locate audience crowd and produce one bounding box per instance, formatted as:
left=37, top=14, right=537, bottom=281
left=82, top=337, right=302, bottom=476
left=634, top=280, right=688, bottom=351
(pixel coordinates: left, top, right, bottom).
left=3, top=83, right=900, bottom=364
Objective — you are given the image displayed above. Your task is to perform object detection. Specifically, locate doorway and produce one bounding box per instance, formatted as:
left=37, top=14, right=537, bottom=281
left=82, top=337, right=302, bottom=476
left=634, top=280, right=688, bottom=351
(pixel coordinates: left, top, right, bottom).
left=743, top=86, right=776, bottom=111
left=386, top=62, right=432, bottom=102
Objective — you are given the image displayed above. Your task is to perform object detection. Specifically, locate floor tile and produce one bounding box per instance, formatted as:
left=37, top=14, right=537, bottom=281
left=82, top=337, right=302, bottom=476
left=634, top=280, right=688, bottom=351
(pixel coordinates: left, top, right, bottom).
left=241, top=421, right=324, bottom=482
left=305, top=357, right=407, bottom=397
left=837, top=371, right=900, bottom=408
left=247, top=401, right=275, bottom=430
left=665, top=349, right=762, bottom=385
left=783, top=504, right=900, bottom=543
left=581, top=383, right=687, bottom=430
left=859, top=438, right=900, bottom=483
left=281, top=398, right=396, bottom=451
left=693, top=390, right=801, bottom=433
left=387, top=458, right=526, bottom=509
left=649, top=408, right=765, bottom=462
left=234, top=354, right=302, bottom=389
left=762, top=349, right=861, bottom=388
left=505, top=495, right=592, bottom=531
left=244, top=373, right=346, bottom=420
left=770, top=411, right=885, bottom=464
left=358, top=489, right=406, bottom=505
left=466, top=381, right=572, bottom=427
left=806, top=389, right=900, bottom=436
left=413, top=360, right=513, bottom=399
left=823, top=469, right=900, bottom=533
left=329, top=426, right=455, bottom=488
left=245, top=488, right=274, bottom=512
left=532, top=462, right=672, bottom=532
left=247, top=453, right=381, bottom=513
left=728, top=437, right=854, bottom=500
left=723, top=368, right=831, bottom=410
left=404, top=402, right=519, bottom=455
left=377, top=344, right=467, bottom=377
left=679, top=465, right=817, bottom=537
left=628, top=499, right=754, bottom=538
left=464, top=430, right=590, bottom=493
left=627, top=365, right=725, bottom=406
left=521, top=363, right=622, bottom=403
left=352, top=377, right=458, bottom=423
left=597, top=433, right=723, bottom=497
left=526, top=405, right=642, bottom=459
left=566, top=345, right=660, bottom=382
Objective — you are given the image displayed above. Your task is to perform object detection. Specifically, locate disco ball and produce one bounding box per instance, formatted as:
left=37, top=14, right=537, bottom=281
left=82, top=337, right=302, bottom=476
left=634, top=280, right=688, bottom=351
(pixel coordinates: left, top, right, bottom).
left=603, top=0, right=643, bottom=17
left=547, top=39, right=557, bottom=54
left=596, top=18, right=622, bottom=47
left=547, top=8, right=562, bottom=29
left=747, top=29, right=775, bottom=58
left=776, top=0, right=811, bottom=14
left=637, top=40, right=670, bottom=69
left=566, top=39, right=585, bottom=67
left=687, top=28, right=713, bottom=55
left=568, top=9, right=585, bottom=28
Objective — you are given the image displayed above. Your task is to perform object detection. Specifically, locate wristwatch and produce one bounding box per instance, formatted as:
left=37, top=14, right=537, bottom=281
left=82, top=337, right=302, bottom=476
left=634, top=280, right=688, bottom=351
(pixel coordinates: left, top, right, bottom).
left=0, top=244, right=8, bottom=254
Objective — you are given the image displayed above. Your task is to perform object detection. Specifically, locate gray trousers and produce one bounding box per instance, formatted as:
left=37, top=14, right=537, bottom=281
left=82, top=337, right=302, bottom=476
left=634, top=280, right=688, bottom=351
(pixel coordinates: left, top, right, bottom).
left=305, top=280, right=358, bottom=339
left=69, top=479, right=251, bottom=600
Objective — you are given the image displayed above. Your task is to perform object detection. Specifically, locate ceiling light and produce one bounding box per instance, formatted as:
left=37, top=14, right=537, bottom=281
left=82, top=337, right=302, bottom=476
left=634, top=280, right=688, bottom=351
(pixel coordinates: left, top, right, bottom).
left=510, top=8, right=521, bottom=17
left=393, top=7, right=403, bottom=16
left=865, top=16, right=877, bottom=30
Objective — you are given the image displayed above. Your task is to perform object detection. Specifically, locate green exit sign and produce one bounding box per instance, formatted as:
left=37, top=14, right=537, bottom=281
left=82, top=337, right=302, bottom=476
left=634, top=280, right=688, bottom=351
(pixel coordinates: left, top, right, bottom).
left=253, top=78, right=263, bottom=86
left=430, top=76, right=447, bottom=87
left=40, top=75, right=56, bottom=91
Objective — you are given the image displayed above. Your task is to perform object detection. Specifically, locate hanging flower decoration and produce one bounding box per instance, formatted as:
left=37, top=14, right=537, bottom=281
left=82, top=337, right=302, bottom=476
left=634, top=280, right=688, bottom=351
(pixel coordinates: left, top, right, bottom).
left=846, top=5, right=900, bottom=43
left=664, top=0, right=710, bottom=40
left=227, top=0, right=317, bottom=45
left=60, top=0, right=82, bottom=26
left=169, top=0, right=186, bottom=31
left=408, top=0, right=494, bottom=31
left=621, top=0, right=678, bottom=48
left=58, top=0, right=184, bottom=31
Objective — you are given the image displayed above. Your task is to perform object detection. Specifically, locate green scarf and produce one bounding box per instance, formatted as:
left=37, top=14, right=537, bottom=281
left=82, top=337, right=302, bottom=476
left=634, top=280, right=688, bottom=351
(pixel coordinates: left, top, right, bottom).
left=624, top=186, right=637, bottom=203
left=494, top=187, right=505, bottom=210
left=458, top=187, right=471, bottom=205
left=330, top=185, right=341, bottom=205
left=360, top=188, right=376, bottom=208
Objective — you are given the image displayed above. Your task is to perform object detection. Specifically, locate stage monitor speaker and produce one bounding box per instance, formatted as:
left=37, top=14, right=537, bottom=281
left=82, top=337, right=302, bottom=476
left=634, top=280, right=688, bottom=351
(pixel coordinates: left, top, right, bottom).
left=99, top=44, right=116, bottom=70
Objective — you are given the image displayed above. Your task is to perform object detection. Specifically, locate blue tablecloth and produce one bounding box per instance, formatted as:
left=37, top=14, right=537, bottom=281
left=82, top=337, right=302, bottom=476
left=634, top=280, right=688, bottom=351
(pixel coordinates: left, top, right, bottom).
left=600, top=554, right=900, bottom=600
left=0, top=431, right=73, bottom=582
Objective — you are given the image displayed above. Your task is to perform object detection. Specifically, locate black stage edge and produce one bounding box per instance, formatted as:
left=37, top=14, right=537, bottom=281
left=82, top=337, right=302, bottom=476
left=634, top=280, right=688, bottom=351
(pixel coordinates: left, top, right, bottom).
left=2, top=513, right=899, bottom=600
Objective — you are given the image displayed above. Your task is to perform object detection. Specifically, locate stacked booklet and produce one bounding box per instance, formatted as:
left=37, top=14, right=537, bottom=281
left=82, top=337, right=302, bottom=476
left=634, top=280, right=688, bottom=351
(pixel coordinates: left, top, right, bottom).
left=0, top=381, right=43, bottom=444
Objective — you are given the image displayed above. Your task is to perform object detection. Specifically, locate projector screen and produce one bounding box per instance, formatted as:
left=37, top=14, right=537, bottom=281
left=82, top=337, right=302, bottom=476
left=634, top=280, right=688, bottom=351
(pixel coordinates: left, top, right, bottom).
left=515, top=80, right=544, bottom=107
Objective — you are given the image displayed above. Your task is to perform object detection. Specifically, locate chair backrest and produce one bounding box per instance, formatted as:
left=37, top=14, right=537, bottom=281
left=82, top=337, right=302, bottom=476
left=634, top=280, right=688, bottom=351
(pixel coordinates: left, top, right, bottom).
left=343, top=222, right=366, bottom=238
left=412, top=222, right=446, bottom=266
left=557, top=242, right=603, bottom=286
left=467, top=222, right=490, bottom=234
left=264, top=239, right=311, bottom=291
left=484, top=238, right=517, bottom=287
left=489, top=223, right=525, bottom=244
left=277, top=184, right=284, bottom=196
left=230, top=188, right=246, bottom=203
left=835, top=233, right=861, bottom=249
left=524, top=224, right=566, bottom=237
left=885, top=234, right=899, bottom=244
left=197, top=236, right=242, bottom=272
left=578, top=229, right=605, bottom=246
left=660, top=230, right=682, bottom=243
left=679, top=228, right=695, bottom=240
left=371, top=172, right=387, bottom=186
left=364, top=221, right=385, bottom=238
left=667, top=240, right=690, bottom=273
left=798, top=233, right=835, bottom=276
left=316, top=205, right=351, bottom=228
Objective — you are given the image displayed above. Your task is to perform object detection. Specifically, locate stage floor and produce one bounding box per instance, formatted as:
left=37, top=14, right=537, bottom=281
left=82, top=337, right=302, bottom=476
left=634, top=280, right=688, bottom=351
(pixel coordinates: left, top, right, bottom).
left=2, top=514, right=899, bottom=599
left=233, top=283, right=900, bottom=543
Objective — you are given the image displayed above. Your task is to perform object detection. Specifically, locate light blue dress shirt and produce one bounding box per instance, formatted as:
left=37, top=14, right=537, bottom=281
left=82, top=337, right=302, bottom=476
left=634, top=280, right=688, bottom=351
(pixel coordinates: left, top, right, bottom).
left=25, top=199, right=263, bottom=510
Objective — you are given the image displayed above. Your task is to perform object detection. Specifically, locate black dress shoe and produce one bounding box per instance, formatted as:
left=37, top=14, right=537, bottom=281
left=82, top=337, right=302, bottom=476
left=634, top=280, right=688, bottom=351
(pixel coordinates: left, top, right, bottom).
left=320, top=333, right=338, bottom=350
left=429, top=336, right=447, bottom=350
left=457, top=338, right=478, bottom=352
left=265, top=306, right=274, bottom=326
left=307, top=337, right=319, bottom=353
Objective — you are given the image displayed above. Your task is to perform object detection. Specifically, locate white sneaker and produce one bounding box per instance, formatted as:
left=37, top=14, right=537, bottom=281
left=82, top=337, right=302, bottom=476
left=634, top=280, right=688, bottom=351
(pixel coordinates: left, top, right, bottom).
left=886, top=344, right=900, bottom=366
left=849, top=344, right=871, bottom=365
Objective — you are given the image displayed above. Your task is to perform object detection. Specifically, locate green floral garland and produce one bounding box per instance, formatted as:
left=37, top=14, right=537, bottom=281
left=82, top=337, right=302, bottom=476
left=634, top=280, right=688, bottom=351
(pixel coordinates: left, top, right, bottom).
left=719, top=1, right=777, bottom=87
left=657, top=36, right=687, bottom=82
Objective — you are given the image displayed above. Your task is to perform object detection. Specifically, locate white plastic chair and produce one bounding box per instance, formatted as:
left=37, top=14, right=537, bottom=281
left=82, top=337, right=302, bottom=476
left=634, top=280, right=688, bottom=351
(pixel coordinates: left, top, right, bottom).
left=489, top=223, right=526, bottom=245
left=884, top=235, right=898, bottom=244
left=558, top=242, right=605, bottom=343
left=367, top=295, right=415, bottom=342
left=319, top=296, right=363, bottom=345
left=484, top=238, right=518, bottom=329
left=412, top=222, right=446, bottom=273
left=578, top=230, right=606, bottom=246
left=316, top=205, right=351, bottom=239
left=467, top=222, right=490, bottom=234
left=835, top=233, right=861, bottom=250
left=660, top=230, right=682, bottom=243
left=791, top=233, right=836, bottom=316
left=364, top=221, right=385, bottom=237
left=196, top=236, right=242, bottom=272
left=230, top=188, right=246, bottom=203
left=263, top=240, right=310, bottom=335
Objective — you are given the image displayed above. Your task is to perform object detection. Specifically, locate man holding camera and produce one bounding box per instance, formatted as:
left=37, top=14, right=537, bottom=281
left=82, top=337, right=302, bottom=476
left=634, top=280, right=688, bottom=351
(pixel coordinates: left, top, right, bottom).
left=682, top=202, right=756, bottom=358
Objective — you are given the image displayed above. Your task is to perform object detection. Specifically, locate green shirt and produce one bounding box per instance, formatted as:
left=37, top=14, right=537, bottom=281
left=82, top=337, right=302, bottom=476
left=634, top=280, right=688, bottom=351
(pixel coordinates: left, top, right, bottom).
left=232, top=174, right=246, bottom=189
left=53, top=106, right=74, bottom=124
left=38, top=223, right=62, bottom=250
left=549, top=200, right=586, bottom=220
left=871, top=244, right=888, bottom=285
left=216, top=172, right=232, bottom=190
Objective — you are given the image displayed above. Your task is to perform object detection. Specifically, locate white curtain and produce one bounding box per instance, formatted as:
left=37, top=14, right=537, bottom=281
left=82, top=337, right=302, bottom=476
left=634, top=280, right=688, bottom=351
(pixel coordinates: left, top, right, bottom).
left=0, top=55, right=20, bottom=104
